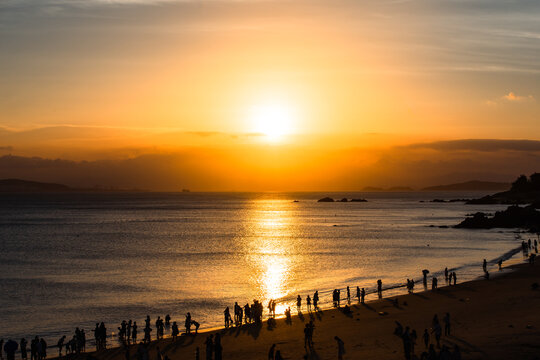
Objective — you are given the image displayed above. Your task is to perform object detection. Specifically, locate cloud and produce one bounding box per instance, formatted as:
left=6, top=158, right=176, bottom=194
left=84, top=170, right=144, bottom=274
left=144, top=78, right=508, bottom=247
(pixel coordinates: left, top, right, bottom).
left=484, top=92, right=535, bottom=105
left=405, top=139, right=540, bottom=153
left=502, top=92, right=535, bottom=102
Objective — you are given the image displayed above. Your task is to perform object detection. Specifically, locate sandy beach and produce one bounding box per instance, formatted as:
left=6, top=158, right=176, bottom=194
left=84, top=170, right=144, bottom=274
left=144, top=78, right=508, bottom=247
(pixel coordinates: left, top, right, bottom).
left=54, top=259, right=540, bottom=360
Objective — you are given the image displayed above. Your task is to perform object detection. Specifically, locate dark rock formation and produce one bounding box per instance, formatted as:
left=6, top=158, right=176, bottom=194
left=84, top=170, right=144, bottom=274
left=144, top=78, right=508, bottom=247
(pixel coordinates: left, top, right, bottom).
left=318, top=197, right=334, bottom=202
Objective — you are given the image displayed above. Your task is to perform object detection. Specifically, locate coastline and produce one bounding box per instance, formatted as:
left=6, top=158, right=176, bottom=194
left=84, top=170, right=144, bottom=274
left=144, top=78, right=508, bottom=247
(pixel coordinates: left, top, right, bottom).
left=49, top=258, right=540, bottom=360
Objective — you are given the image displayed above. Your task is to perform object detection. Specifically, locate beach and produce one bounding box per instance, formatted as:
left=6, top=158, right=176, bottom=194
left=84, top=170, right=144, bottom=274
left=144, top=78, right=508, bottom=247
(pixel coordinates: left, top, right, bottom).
left=55, top=260, right=540, bottom=360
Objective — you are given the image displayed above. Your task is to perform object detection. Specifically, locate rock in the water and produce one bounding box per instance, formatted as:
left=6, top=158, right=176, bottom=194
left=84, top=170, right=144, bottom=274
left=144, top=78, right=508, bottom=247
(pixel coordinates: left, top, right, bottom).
left=318, top=197, right=334, bottom=202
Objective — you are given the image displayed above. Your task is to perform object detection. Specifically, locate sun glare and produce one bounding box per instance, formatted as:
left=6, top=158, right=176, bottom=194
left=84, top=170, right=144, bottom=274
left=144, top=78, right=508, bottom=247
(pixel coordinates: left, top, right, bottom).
left=249, top=102, right=296, bottom=141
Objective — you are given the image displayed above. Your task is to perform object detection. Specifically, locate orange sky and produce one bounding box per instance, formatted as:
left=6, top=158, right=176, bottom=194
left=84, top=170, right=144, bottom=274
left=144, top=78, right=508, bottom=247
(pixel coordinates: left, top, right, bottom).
left=1, top=0, right=540, bottom=190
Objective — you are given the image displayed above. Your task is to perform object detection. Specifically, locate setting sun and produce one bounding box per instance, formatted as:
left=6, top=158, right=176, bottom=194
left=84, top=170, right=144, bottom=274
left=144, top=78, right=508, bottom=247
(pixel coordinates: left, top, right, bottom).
left=248, top=101, right=296, bottom=141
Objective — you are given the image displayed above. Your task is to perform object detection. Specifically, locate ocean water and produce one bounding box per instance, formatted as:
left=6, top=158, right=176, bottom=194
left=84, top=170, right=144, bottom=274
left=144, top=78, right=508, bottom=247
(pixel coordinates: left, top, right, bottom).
left=0, top=191, right=525, bottom=347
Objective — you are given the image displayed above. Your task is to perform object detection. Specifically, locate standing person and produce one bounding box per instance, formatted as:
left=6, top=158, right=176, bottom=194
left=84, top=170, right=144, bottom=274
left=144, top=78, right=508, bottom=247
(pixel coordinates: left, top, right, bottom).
left=422, top=270, right=429, bottom=287
left=432, top=277, right=438, bottom=290
left=185, top=313, right=192, bottom=335
left=20, top=339, right=27, bottom=360
left=422, top=329, right=429, bottom=349
left=313, top=291, right=319, bottom=310
left=498, top=259, right=503, bottom=270
left=165, top=315, right=171, bottom=327
left=132, top=322, right=138, bottom=344
left=361, top=288, right=365, bottom=304
left=3, top=340, right=18, bottom=360
left=401, top=327, right=412, bottom=360
left=213, top=334, right=222, bottom=360
left=224, top=307, right=231, bottom=328
left=377, top=279, right=383, bottom=298
left=483, top=259, right=487, bottom=272
left=306, top=295, right=312, bottom=312
left=334, top=336, right=345, bottom=360
left=410, top=329, right=417, bottom=356
left=30, top=338, right=37, bottom=360
left=443, top=313, right=451, bottom=336
left=346, top=286, right=351, bottom=303
left=444, top=267, right=449, bottom=282
left=171, top=322, right=179, bottom=342
left=296, top=295, right=302, bottom=313
left=39, top=338, right=47, bottom=360
left=453, top=272, right=457, bottom=285
left=274, top=351, right=283, bottom=360
left=204, top=335, right=213, bottom=360
left=432, top=322, right=442, bottom=348
left=356, top=286, right=361, bottom=302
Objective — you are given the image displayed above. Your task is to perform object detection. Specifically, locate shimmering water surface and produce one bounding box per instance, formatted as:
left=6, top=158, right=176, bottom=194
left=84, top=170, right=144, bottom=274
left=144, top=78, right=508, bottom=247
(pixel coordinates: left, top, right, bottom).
left=0, top=192, right=523, bottom=346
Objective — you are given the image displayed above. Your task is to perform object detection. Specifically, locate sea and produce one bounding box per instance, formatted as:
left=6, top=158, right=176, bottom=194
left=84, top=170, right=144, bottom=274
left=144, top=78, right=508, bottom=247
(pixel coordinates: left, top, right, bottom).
left=0, top=191, right=528, bottom=349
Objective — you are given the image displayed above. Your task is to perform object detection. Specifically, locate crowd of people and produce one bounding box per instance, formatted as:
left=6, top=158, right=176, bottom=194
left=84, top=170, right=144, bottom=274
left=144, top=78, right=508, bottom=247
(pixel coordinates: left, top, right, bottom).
left=3, top=260, right=520, bottom=360
left=224, top=300, right=264, bottom=329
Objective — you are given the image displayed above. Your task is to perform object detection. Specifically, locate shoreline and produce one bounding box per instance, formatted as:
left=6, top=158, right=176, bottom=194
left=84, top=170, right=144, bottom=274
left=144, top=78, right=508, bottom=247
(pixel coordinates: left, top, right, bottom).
left=46, top=255, right=540, bottom=360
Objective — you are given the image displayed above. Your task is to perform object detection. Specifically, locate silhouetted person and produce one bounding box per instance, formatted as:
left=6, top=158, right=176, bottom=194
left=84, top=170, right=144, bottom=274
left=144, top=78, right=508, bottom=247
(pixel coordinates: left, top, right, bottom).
left=57, top=336, right=66, bottom=357
left=214, top=334, right=222, bottom=360
left=204, top=335, right=213, bottom=360
left=422, top=269, right=429, bottom=287
left=185, top=313, right=192, bottom=334
left=432, top=277, right=438, bottom=290
left=402, top=327, right=412, bottom=360
left=165, top=314, right=170, bottom=327
left=268, top=344, right=276, bottom=360
left=274, top=350, right=283, bottom=360
left=4, top=340, right=18, bottom=360
left=306, top=295, right=311, bottom=312
left=423, top=329, right=429, bottom=349
left=444, top=267, right=448, bottom=282
left=482, top=259, right=487, bottom=272
left=443, top=313, right=451, bottom=336
left=171, top=322, right=179, bottom=341
left=297, top=295, right=302, bottom=313
left=334, top=336, right=345, bottom=360
left=20, top=339, right=27, bottom=360
left=39, top=338, right=46, bottom=360
left=432, top=322, right=441, bottom=348
left=132, top=322, right=137, bottom=343
left=410, top=329, right=417, bottom=355
left=498, top=259, right=503, bottom=270
left=224, top=307, right=231, bottom=328
left=452, top=272, right=457, bottom=285
left=361, top=288, right=365, bottom=304
left=313, top=291, right=319, bottom=310
left=356, top=286, right=360, bottom=302
left=346, top=286, right=351, bottom=303
left=377, top=279, right=382, bottom=298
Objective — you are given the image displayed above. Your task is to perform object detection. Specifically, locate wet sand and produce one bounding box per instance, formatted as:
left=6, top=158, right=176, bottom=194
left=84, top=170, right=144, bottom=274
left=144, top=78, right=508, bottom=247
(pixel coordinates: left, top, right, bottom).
left=61, top=261, right=540, bottom=360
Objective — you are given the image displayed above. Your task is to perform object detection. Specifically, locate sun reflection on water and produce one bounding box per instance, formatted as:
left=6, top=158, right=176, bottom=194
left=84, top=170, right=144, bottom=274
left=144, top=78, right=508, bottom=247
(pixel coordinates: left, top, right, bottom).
left=242, top=199, right=297, bottom=315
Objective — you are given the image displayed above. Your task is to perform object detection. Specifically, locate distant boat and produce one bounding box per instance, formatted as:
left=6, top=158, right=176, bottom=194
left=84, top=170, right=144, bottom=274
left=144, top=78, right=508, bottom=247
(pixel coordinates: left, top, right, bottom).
left=182, top=189, right=190, bottom=193
left=293, top=200, right=299, bottom=202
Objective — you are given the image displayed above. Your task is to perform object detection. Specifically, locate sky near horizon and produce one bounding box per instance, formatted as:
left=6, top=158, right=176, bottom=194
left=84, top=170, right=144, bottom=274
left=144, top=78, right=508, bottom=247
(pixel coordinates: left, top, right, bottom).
left=1, top=0, right=540, bottom=190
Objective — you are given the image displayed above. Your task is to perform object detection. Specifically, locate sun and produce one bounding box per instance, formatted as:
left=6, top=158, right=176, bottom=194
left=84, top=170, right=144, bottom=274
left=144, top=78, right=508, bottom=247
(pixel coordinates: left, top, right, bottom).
left=248, top=101, right=296, bottom=141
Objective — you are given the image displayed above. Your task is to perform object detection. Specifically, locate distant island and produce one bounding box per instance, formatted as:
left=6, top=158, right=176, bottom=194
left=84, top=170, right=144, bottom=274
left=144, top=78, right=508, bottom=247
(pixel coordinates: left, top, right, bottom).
left=0, top=179, right=146, bottom=193
left=0, top=179, right=72, bottom=192
left=455, top=173, right=540, bottom=232
left=362, top=186, right=414, bottom=192
left=422, top=180, right=510, bottom=191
